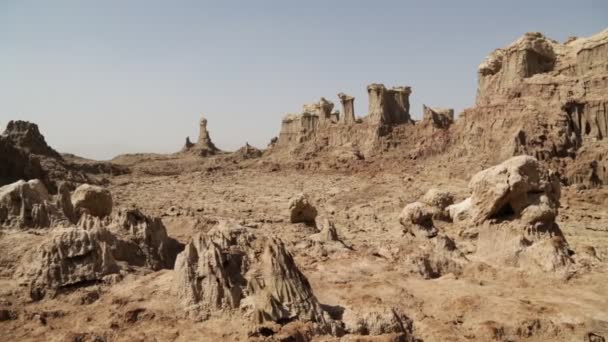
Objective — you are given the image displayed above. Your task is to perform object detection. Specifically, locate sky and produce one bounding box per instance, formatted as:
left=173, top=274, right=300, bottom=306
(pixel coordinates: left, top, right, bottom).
left=1, top=1, right=607, bottom=160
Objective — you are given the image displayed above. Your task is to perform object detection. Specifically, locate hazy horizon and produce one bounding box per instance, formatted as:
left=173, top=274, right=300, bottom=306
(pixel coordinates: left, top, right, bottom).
left=1, top=0, right=607, bottom=160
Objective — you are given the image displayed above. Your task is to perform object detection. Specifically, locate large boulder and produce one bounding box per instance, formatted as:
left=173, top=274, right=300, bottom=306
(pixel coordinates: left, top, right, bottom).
left=174, top=222, right=329, bottom=328
left=288, top=193, right=318, bottom=224
left=71, top=184, right=113, bottom=218
left=468, top=155, right=560, bottom=224
left=452, top=156, right=570, bottom=272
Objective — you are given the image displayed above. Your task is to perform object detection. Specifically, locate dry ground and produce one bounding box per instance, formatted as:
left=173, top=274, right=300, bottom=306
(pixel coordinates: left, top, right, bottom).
left=1, top=154, right=607, bottom=341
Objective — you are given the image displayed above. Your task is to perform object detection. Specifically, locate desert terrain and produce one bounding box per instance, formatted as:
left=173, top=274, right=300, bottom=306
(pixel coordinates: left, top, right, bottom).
left=1, top=29, right=607, bottom=342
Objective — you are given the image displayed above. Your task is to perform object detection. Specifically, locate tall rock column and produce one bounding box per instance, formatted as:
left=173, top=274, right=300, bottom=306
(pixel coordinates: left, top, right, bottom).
left=367, top=83, right=390, bottom=125
left=318, top=97, right=334, bottom=122
left=338, top=93, right=355, bottom=124
left=388, top=86, right=412, bottom=123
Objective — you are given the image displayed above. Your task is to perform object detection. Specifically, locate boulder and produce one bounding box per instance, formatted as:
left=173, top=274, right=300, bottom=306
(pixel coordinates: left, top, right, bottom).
left=398, top=202, right=437, bottom=238
left=174, top=222, right=329, bottom=328
left=288, top=193, right=318, bottom=224
left=71, top=184, right=113, bottom=218
left=420, top=188, right=454, bottom=212
left=468, top=155, right=560, bottom=224
left=466, top=156, right=571, bottom=272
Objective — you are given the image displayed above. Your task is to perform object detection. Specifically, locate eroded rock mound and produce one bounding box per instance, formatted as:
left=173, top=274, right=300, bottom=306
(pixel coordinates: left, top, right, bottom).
left=288, top=193, right=318, bottom=224
left=174, top=222, right=329, bottom=329
left=71, top=184, right=113, bottom=218
left=24, top=227, right=119, bottom=300
left=78, top=208, right=182, bottom=270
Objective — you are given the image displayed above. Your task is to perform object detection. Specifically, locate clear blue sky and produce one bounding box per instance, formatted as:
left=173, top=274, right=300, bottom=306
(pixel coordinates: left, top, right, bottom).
left=1, top=0, right=606, bottom=160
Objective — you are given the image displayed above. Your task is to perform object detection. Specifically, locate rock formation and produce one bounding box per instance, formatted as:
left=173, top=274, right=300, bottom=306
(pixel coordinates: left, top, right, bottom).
left=288, top=193, right=318, bottom=224
left=1, top=120, right=62, bottom=159
left=422, top=105, right=454, bottom=129
left=174, top=222, right=329, bottom=328
left=272, top=84, right=413, bottom=158
left=367, top=84, right=412, bottom=126
left=234, top=143, right=262, bottom=159
left=440, top=156, right=570, bottom=272
left=24, top=227, right=119, bottom=300
left=338, top=93, right=356, bottom=125
left=0, top=179, right=71, bottom=229
left=181, top=116, right=220, bottom=156
left=0, top=121, right=125, bottom=191
left=453, top=29, right=608, bottom=185
left=0, top=135, right=45, bottom=187
left=399, top=188, right=454, bottom=238
left=78, top=208, right=182, bottom=270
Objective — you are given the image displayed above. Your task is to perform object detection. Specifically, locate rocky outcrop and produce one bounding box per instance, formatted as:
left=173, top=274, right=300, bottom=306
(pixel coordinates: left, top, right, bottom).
left=452, top=29, right=608, bottom=185
left=0, top=121, right=123, bottom=191
left=174, top=222, right=329, bottom=328
left=288, top=193, right=318, bottom=224
left=422, top=105, right=454, bottom=129
left=234, top=143, right=263, bottom=159
left=0, top=179, right=71, bottom=229
left=2, top=121, right=62, bottom=159
left=71, top=184, right=113, bottom=219
left=182, top=116, right=220, bottom=156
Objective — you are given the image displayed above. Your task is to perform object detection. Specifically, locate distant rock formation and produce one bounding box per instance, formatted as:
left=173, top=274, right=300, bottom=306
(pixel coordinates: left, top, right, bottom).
left=0, top=121, right=127, bottom=191
left=2, top=121, right=62, bottom=159
left=181, top=116, right=220, bottom=156
left=272, top=83, right=413, bottom=158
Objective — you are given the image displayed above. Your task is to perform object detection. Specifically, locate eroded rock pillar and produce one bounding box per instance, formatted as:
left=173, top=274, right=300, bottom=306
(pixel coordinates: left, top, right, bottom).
left=338, top=93, right=355, bottom=124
